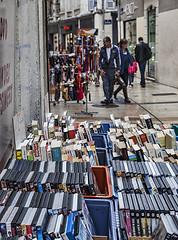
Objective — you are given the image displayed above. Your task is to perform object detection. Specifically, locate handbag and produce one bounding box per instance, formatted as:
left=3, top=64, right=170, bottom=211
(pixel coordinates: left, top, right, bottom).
left=133, top=61, right=137, bottom=72
left=128, top=65, right=135, bottom=74
left=115, top=75, right=126, bottom=88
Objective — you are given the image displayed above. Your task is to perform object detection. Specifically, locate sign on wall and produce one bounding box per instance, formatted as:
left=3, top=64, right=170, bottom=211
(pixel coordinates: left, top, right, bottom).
left=0, top=0, right=16, bottom=167
left=104, top=20, right=112, bottom=25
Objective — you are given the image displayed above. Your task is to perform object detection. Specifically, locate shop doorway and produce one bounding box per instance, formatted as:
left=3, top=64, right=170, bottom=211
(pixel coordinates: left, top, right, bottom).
left=124, top=20, right=136, bottom=55
left=148, top=6, right=156, bottom=79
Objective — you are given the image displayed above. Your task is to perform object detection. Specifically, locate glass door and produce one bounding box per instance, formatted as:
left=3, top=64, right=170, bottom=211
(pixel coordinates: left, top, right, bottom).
left=124, top=20, right=136, bottom=55
left=148, top=6, right=156, bottom=78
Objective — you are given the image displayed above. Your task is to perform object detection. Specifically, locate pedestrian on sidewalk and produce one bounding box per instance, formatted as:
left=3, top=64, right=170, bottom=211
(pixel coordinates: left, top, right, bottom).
left=135, top=37, right=152, bottom=88
left=98, top=36, right=120, bottom=104
left=114, top=39, right=133, bottom=103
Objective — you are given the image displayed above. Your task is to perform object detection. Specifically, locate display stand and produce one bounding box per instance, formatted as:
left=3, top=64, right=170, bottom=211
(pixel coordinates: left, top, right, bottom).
left=75, top=80, right=98, bottom=117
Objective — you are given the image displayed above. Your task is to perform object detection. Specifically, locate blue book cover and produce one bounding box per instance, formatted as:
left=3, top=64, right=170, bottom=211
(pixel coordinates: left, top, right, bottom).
left=75, top=218, right=93, bottom=240
left=66, top=213, right=75, bottom=240
left=38, top=183, right=44, bottom=193
left=36, top=226, right=43, bottom=240
left=52, top=147, right=62, bottom=162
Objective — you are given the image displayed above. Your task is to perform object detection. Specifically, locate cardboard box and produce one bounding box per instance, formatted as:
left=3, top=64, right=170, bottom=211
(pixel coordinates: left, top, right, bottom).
left=92, top=236, right=108, bottom=240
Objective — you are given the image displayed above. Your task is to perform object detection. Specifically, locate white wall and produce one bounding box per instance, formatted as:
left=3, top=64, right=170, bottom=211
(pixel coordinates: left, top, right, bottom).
left=15, top=0, right=47, bottom=126
left=157, top=8, right=178, bottom=87
left=104, top=12, right=112, bottom=39
left=94, top=13, right=103, bottom=47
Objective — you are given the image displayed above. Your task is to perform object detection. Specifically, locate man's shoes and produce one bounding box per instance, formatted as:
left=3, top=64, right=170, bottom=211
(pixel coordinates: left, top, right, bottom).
left=125, top=98, right=131, bottom=103
left=101, top=99, right=113, bottom=104
left=141, top=85, right=145, bottom=88
left=101, top=100, right=107, bottom=104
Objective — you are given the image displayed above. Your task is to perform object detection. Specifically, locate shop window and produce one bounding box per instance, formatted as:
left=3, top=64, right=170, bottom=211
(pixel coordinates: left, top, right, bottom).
left=124, top=20, right=136, bottom=55
left=148, top=6, right=156, bottom=78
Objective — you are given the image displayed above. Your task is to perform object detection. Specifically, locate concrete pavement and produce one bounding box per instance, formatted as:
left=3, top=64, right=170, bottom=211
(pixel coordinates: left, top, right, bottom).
left=50, top=78, right=178, bottom=124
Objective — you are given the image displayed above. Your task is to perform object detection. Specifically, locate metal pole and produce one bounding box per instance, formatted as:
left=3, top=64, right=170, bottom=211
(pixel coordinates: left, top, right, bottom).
left=102, top=0, right=105, bottom=38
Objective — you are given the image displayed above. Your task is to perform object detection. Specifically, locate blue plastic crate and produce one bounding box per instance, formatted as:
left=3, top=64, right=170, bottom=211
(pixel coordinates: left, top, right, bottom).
left=85, top=199, right=117, bottom=240
left=92, top=134, right=108, bottom=149
left=96, top=148, right=110, bottom=167
left=102, top=123, right=112, bottom=133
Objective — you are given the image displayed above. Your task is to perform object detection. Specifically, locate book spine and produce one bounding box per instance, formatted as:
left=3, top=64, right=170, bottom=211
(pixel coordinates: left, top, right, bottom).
left=141, top=214, right=146, bottom=237
left=36, top=227, right=43, bottom=240
left=151, top=217, right=156, bottom=235
left=21, top=225, right=27, bottom=236
left=6, top=223, right=12, bottom=237
left=0, top=223, right=7, bottom=236
left=146, top=214, right=152, bottom=237
left=131, top=214, right=136, bottom=237
left=38, top=183, right=44, bottom=193
left=21, top=146, right=27, bottom=160
left=26, top=225, right=32, bottom=240
left=125, top=210, right=132, bottom=237
left=33, top=143, right=41, bottom=161
left=136, top=214, right=141, bottom=237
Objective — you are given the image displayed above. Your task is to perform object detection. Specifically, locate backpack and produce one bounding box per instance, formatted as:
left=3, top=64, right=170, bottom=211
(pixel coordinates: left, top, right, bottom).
left=144, top=43, right=152, bottom=61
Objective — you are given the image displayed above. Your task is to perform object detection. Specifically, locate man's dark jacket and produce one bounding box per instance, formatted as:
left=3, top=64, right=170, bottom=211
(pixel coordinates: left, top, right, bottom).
left=99, top=45, right=120, bottom=71
left=135, top=42, right=151, bottom=63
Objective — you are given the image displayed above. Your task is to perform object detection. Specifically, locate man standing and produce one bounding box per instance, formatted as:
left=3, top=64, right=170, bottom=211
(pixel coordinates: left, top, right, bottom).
left=99, top=36, right=120, bottom=104
left=135, top=37, right=152, bottom=88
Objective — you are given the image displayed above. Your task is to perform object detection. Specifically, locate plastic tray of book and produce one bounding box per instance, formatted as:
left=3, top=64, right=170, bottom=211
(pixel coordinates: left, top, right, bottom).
left=92, top=134, right=108, bottom=149
left=84, top=166, right=113, bottom=199
left=96, top=148, right=111, bottom=167
left=93, top=133, right=112, bottom=150
left=85, top=199, right=117, bottom=240
left=102, top=123, right=112, bottom=133
left=109, top=167, right=118, bottom=198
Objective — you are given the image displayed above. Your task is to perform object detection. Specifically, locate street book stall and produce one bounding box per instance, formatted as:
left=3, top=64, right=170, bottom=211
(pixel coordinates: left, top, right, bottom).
left=0, top=110, right=177, bottom=239
left=48, top=29, right=100, bottom=108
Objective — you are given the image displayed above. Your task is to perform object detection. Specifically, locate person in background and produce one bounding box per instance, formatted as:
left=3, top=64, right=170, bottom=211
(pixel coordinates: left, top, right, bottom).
left=114, top=39, right=133, bottom=103
left=98, top=36, right=120, bottom=104
left=135, top=37, right=152, bottom=88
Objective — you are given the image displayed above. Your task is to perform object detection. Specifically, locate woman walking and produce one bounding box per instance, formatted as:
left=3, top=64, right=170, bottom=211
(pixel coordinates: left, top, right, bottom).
left=114, top=39, right=133, bottom=103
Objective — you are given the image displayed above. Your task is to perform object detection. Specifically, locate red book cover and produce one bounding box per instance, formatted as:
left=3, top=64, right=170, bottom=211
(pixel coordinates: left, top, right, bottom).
left=26, top=225, right=32, bottom=240
left=129, top=135, right=138, bottom=145
left=33, top=143, right=40, bottom=158
left=68, top=130, right=75, bottom=139
left=140, top=133, right=147, bottom=145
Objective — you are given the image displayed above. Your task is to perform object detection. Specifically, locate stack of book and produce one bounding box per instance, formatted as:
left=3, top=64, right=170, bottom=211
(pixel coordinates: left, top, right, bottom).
left=0, top=160, right=100, bottom=196
left=17, top=111, right=99, bottom=166
left=109, top=114, right=178, bottom=239
left=7, top=111, right=178, bottom=239
left=109, top=114, right=178, bottom=163
left=0, top=190, right=96, bottom=239
left=112, top=160, right=178, bottom=195
left=116, top=192, right=178, bottom=238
